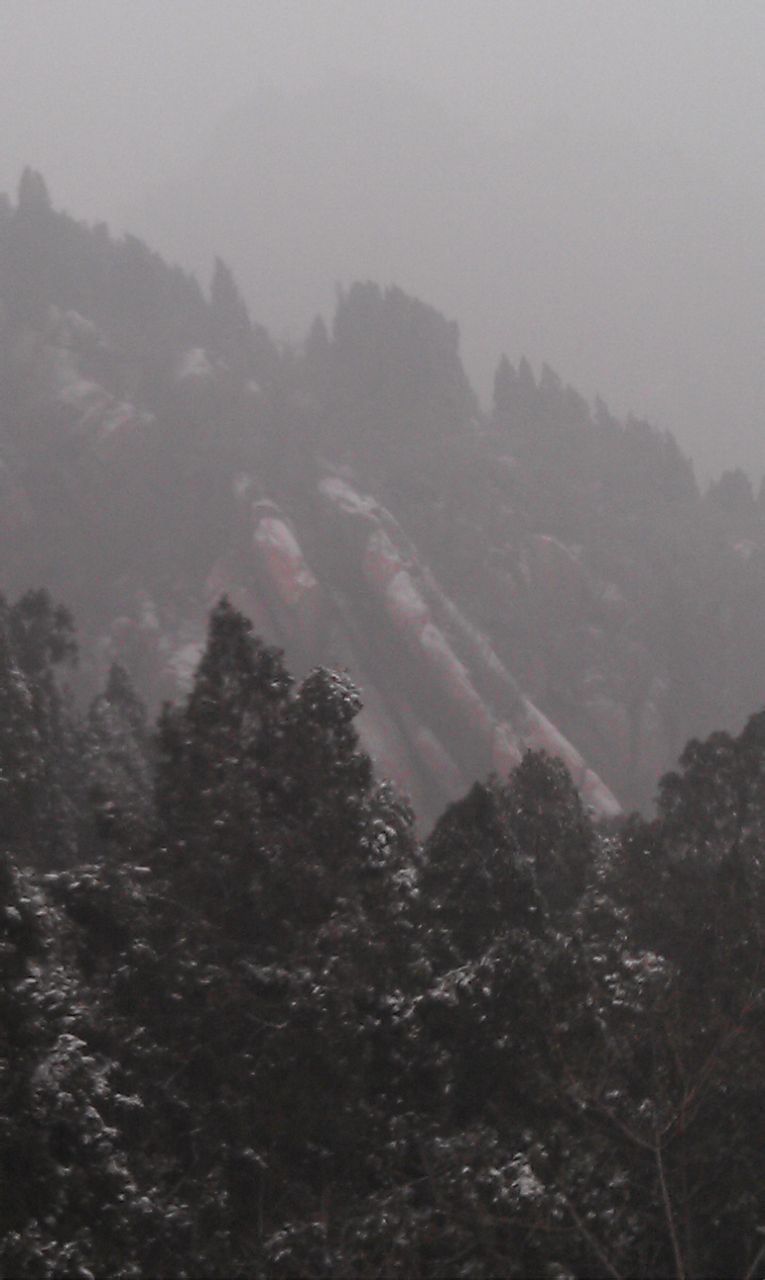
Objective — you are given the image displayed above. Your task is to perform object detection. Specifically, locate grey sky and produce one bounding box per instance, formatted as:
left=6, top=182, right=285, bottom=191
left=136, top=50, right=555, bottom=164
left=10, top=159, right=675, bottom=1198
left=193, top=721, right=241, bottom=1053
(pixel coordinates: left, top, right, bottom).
left=2, top=1, right=765, bottom=477
left=3, top=1, right=765, bottom=199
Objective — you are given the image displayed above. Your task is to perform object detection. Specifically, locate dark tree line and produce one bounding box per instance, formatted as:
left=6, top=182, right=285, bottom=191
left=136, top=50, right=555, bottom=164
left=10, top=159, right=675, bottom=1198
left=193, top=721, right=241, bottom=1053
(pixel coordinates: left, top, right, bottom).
left=0, top=589, right=764, bottom=1277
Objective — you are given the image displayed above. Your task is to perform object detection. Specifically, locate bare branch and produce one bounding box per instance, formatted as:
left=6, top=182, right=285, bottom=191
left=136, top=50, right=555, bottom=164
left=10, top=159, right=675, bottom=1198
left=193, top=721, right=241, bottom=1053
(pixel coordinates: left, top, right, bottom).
left=654, top=1126, right=686, bottom=1280
left=559, top=1190, right=625, bottom=1280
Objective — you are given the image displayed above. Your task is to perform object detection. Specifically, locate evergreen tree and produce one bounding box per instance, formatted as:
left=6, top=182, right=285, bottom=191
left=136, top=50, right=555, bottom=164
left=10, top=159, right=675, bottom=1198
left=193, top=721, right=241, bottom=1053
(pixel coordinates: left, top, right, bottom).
left=209, top=255, right=278, bottom=383
left=420, top=777, right=542, bottom=965
left=492, top=351, right=516, bottom=420
left=209, top=256, right=253, bottom=362
left=508, top=750, right=593, bottom=913
left=5, top=170, right=55, bottom=323
left=16, top=168, right=51, bottom=217
left=154, top=597, right=293, bottom=929
left=141, top=599, right=419, bottom=1270
left=0, top=591, right=83, bottom=867
left=0, top=851, right=171, bottom=1278
left=85, top=664, right=153, bottom=854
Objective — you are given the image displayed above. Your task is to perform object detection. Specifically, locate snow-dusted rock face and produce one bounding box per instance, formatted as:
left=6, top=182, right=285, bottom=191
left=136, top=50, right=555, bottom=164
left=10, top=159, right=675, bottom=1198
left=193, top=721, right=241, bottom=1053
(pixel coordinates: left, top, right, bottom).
left=318, top=474, right=620, bottom=820
left=14, top=310, right=152, bottom=463
left=251, top=502, right=322, bottom=656
left=0, top=299, right=642, bottom=824
left=172, top=468, right=622, bottom=823
left=9, top=190, right=743, bottom=824
left=521, top=535, right=592, bottom=617
left=175, top=346, right=215, bottom=384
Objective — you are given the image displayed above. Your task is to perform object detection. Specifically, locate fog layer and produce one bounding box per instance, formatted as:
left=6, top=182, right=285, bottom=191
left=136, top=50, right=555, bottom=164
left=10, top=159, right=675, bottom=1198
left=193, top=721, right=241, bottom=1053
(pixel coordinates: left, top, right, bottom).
left=133, top=77, right=765, bottom=481
left=3, top=0, right=765, bottom=478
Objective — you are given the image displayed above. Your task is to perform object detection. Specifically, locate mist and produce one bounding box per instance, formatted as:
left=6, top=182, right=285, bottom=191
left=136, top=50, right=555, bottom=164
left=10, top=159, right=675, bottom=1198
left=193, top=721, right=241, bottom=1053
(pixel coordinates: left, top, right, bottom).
left=6, top=11, right=765, bottom=1270
left=3, top=0, right=765, bottom=476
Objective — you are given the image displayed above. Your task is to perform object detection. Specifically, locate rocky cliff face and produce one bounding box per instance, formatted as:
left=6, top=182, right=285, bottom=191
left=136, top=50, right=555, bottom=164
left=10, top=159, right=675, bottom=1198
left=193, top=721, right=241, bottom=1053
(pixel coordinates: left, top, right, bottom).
left=3, top=176, right=765, bottom=824
left=0, top=298, right=619, bottom=823
left=201, top=468, right=621, bottom=822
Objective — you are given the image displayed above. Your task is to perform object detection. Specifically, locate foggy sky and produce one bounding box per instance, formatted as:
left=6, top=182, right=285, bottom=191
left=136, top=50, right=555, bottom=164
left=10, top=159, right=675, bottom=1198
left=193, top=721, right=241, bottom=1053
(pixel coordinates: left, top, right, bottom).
left=3, top=1, right=765, bottom=479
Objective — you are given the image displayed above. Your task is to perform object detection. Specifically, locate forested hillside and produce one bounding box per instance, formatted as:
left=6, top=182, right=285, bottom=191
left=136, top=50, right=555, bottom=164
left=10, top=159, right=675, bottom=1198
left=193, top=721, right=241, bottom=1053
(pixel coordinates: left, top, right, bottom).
left=3, top=173, right=765, bottom=1275
left=1, top=588, right=765, bottom=1277
left=5, top=172, right=765, bottom=819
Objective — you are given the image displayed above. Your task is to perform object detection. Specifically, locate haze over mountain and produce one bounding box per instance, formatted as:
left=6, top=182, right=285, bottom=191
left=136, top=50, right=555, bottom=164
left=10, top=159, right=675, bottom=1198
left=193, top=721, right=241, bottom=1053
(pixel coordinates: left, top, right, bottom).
left=4, top=1, right=765, bottom=479
left=7, top=10, right=765, bottom=1275
left=5, top=173, right=765, bottom=1280
left=132, top=74, right=765, bottom=482
left=5, top=172, right=765, bottom=826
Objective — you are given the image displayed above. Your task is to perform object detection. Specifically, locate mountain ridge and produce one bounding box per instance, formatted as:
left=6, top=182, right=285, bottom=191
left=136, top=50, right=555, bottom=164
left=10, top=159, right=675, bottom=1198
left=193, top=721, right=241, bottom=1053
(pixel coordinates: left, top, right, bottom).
left=3, top=172, right=765, bottom=820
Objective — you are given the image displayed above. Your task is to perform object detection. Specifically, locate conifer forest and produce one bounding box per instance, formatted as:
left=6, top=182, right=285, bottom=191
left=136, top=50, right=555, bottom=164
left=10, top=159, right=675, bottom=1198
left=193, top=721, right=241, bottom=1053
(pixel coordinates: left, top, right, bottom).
left=2, top=174, right=765, bottom=1278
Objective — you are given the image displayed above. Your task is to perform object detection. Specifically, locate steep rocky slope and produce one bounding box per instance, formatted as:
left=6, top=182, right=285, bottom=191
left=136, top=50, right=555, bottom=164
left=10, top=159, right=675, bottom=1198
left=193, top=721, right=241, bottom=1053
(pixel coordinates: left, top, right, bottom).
left=3, top=173, right=765, bottom=822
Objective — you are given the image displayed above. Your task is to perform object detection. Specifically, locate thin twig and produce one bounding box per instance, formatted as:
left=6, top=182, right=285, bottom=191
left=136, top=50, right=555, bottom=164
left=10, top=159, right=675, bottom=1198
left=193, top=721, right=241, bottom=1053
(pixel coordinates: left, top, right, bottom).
left=742, top=1237, right=765, bottom=1280
left=654, top=1126, right=685, bottom=1280
left=559, top=1190, right=625, bottom=1280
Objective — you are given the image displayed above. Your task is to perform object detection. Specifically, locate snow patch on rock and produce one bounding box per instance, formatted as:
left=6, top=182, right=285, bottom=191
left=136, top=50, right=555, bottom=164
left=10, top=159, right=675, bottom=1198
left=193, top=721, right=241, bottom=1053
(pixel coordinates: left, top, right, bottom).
left=175, top=347, right=214, bottom=383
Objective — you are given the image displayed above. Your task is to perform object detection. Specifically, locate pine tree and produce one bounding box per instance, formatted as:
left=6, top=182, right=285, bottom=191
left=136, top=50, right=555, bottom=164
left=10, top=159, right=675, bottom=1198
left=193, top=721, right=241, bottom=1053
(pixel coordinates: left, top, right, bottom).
left=0, top=591, right=82, bottom=867
left=85, top=664, right=153, bottom=854
left=507, top=750, right=593, bottom=914
left=209, top=255, right=278, bottom=384
left=210, top=256, right=253, bottom=361
left=154, top=597, right=292, bottom=930
left=0, top=850, right=171, bottom=1278
left=492, top=351, right=516, bottom=420
left=420, top=776, right=542, bottom=965
left=16, top=168, right=51, bottom=216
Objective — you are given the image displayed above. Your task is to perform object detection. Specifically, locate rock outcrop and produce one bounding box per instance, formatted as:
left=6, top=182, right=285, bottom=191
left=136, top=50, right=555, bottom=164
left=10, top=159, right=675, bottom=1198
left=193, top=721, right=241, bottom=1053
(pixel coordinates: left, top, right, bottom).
left=7, top=179, right=765, bottom=825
